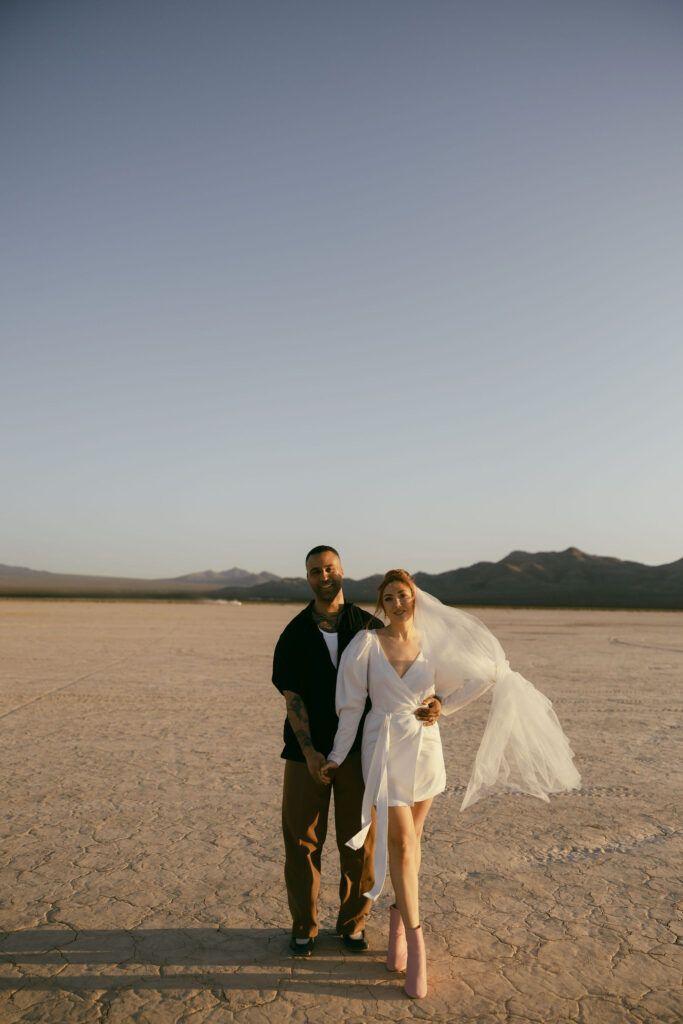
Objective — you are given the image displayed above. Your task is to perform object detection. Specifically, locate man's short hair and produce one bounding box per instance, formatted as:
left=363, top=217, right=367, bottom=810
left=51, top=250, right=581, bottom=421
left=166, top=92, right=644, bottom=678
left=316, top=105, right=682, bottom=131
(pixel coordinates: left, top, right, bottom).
left=305, top=544, right=340, bottom=566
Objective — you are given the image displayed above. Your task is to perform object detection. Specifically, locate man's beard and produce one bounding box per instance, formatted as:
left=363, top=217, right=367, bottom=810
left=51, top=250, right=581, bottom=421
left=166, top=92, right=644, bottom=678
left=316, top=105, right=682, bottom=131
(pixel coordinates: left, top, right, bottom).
left=313, top=576, right=343, bottom=603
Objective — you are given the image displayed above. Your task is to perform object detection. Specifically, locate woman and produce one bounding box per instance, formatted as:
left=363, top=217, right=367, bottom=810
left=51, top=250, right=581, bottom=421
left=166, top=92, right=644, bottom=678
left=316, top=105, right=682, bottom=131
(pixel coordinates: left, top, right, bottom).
left=322, top=569, right=580, bottom=999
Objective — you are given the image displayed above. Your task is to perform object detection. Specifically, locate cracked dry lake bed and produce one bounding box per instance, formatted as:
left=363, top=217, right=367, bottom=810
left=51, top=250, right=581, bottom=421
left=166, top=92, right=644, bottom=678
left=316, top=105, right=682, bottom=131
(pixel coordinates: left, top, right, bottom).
left=0, top=600, right=681, bottom=1024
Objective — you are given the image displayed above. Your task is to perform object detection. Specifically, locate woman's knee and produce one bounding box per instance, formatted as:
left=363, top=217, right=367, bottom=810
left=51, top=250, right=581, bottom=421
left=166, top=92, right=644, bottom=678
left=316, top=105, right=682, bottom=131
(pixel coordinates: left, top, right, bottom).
left=387, top=828, right=416, bottom=860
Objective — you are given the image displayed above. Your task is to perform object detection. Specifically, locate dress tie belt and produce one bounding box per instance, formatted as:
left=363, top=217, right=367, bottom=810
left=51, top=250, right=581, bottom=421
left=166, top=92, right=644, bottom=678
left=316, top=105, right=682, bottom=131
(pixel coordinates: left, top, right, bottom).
left=345, top=707, right=422, bottom=901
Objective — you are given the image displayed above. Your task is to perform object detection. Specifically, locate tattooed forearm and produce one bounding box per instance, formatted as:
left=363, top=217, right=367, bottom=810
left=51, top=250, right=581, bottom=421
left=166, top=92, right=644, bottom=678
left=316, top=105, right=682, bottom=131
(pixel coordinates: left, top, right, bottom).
left=294, top=729, right=313, bottom=752
left=283, top=690, right=314, bottom=754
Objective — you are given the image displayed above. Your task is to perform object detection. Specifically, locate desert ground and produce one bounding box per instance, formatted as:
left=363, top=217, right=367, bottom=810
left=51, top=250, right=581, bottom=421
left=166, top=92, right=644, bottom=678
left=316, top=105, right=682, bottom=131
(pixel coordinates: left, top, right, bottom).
left=0, top=600, right=681, bottom=1024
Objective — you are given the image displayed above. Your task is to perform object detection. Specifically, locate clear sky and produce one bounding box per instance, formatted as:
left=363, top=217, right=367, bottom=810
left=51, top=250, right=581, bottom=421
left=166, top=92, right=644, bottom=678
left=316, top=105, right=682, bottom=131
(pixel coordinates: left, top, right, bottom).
left=2, top=0, right=682, bottom=579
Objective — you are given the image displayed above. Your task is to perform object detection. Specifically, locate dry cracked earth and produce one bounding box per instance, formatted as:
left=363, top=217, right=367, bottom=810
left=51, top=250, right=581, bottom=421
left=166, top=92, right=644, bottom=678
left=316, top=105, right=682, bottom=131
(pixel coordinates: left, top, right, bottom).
left=0, top=600, right=681, bottom=1023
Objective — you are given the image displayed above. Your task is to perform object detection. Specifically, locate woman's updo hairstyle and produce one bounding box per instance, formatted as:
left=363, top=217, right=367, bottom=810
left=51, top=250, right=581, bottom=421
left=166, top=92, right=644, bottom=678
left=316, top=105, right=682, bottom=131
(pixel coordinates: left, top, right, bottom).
left=375, top=568, right=416, bottom=620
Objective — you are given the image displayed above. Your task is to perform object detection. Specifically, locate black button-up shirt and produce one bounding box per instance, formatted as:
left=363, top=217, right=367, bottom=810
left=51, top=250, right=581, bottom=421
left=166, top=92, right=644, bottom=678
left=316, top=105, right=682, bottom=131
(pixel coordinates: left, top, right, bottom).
left=272, top=601, right=381, bottom=762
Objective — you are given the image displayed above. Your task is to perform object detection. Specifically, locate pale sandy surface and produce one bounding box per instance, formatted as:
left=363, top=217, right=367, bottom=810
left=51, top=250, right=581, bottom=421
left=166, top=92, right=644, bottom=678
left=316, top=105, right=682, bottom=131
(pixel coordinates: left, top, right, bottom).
left=0, top=600, right=681, bottom=1024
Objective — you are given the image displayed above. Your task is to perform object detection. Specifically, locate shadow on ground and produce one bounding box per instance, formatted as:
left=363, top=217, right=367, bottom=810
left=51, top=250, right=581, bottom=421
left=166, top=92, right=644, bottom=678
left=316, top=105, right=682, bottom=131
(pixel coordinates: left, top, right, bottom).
left=0, top=927, right=405, bottom=999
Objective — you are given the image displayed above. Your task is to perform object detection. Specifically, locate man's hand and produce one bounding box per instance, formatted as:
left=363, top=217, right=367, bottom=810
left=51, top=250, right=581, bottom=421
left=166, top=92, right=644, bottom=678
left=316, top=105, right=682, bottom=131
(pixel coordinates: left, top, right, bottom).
left=319, top=760, right=339, bottom=785
left=415, top=695, right=441, bottom=726
left=305, top=750, right=328, bottom=783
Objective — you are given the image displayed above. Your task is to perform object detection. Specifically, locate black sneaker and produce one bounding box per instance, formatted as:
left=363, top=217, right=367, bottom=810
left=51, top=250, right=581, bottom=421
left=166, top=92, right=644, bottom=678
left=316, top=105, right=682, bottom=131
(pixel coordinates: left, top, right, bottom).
left=340, top=930, right=369, bottom=952
left=289, top=936, right=315, bottom=957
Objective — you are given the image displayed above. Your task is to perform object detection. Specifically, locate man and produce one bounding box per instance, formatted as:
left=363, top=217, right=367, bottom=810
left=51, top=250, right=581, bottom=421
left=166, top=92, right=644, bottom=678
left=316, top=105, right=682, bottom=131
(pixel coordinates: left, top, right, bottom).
left=272, top=545, right=380, bottom=956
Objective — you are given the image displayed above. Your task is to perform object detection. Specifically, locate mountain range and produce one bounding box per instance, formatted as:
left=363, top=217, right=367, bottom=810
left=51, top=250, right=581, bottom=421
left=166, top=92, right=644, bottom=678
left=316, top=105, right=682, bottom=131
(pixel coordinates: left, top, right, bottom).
left=171, top=568, right=279, bottom=586
left=1, top=548, right=682, bottom=608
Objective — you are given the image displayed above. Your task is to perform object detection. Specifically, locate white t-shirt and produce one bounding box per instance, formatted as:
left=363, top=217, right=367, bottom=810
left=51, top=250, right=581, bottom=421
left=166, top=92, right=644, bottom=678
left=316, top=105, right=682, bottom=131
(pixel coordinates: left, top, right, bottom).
left=318, top=628, right=339, bottom=667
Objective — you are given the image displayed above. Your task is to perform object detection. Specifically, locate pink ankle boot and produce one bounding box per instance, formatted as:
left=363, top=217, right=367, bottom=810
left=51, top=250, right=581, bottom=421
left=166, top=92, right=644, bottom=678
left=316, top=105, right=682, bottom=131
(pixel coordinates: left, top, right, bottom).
left=405, top=924, right=427, bottom=998
left=386, top=904, right=407, bottom=972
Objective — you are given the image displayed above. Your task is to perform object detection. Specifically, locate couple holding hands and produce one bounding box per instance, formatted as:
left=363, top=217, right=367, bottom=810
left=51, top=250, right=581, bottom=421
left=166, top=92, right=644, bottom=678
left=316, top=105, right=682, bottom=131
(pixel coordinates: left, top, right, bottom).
left=272, top=545, right=579, bottom=999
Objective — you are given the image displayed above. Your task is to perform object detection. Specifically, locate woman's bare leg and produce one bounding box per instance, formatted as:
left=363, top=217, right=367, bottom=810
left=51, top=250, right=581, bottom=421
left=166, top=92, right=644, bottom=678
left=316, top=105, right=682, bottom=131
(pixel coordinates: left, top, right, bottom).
left=411, top=798, right=433, bottom=875
left=388, top=807, right=419, bottom=928
left=388, top=799, right=433, bottom=929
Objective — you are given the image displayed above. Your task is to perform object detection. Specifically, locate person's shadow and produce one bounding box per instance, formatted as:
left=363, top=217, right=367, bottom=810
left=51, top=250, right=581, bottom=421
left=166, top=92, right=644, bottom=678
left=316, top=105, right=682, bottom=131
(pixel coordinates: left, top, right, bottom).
left=0, top=927, right=404, bottom=999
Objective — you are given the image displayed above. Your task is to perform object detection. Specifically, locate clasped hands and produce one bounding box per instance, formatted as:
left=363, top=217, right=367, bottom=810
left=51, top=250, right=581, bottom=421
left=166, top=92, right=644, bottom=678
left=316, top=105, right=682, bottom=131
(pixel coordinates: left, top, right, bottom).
left=307, top=696, right=442, bottom=786
left=415, top=694, right=441, bottom=726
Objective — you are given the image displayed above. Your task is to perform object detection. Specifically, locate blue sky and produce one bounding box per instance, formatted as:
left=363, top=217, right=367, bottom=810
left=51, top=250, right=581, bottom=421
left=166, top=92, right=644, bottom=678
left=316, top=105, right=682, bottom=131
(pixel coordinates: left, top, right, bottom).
left=2, top=0, right=682, bottom=579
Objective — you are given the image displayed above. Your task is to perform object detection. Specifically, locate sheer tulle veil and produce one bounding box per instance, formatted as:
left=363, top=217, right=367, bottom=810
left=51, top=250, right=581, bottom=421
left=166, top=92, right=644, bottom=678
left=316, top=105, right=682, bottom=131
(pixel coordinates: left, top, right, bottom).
left=411, top=587, right=581, bottom=810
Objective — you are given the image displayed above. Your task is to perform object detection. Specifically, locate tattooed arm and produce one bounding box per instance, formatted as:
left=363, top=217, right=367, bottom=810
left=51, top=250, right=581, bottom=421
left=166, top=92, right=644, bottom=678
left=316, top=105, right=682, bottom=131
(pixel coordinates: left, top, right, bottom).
left=283, top=690, right=328, bottom=784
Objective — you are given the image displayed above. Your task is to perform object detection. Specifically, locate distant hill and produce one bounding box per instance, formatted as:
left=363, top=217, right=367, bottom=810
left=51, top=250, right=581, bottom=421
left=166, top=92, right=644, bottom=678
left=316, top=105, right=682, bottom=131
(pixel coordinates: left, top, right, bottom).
left=0, top=564, right=278, bottom=595
left=1, top=549, right=682, bottom=607
left=0, top=563, right=59, bottom=577
left=0, top=564, right=221, bottom=597
left=409, top=547, right=683, bottom=608
left=171, top=567, right=279, bottom=586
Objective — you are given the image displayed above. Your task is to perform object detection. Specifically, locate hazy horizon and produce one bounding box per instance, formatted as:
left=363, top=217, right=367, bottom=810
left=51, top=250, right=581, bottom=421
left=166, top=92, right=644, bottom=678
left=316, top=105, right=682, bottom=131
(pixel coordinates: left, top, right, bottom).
left=3, top=1, right=682, bottom=579
left=2, top=543, right=681, bottom=583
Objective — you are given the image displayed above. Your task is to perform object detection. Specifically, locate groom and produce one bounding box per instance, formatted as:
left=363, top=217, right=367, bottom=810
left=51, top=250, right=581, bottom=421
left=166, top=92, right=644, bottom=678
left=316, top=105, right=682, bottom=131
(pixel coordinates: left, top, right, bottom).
left=272, top=545, right=379, bottom=956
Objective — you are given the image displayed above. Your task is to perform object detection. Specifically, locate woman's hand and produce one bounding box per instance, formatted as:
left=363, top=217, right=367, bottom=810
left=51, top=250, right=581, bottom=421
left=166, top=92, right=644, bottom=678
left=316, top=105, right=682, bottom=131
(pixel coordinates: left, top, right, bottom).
left=415, top=695, right=441, bottom=726
left=319, top=760, right=339, bottom=784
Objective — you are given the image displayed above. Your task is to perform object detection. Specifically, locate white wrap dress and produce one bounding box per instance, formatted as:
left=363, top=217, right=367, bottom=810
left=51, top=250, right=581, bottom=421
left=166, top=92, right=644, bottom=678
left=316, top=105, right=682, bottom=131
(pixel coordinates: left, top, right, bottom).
left=328, top=629, right=459, bottom=900
left=328, top=602, right=580, bottom=901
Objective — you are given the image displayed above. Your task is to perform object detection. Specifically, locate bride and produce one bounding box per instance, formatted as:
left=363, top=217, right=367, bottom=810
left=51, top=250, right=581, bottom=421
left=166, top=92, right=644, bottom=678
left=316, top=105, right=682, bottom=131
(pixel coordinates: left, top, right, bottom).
left=321, top=569, right=580, bottom=999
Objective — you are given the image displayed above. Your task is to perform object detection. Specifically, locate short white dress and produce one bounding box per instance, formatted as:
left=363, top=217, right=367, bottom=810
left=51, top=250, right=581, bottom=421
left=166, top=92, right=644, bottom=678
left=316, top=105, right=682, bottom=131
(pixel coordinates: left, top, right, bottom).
left=329, top=629, right=450, bottom=899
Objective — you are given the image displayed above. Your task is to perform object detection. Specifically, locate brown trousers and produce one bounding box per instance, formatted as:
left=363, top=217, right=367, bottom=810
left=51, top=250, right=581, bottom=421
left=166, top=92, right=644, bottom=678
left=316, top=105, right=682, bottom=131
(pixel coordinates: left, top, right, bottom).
left=282, top=750, right=375, bottom=938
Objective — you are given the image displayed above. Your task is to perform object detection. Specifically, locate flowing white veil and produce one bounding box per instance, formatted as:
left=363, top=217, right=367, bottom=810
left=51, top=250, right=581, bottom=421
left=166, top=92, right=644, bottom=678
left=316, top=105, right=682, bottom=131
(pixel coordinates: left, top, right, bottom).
left=412, top=588, right=581, bottom=810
